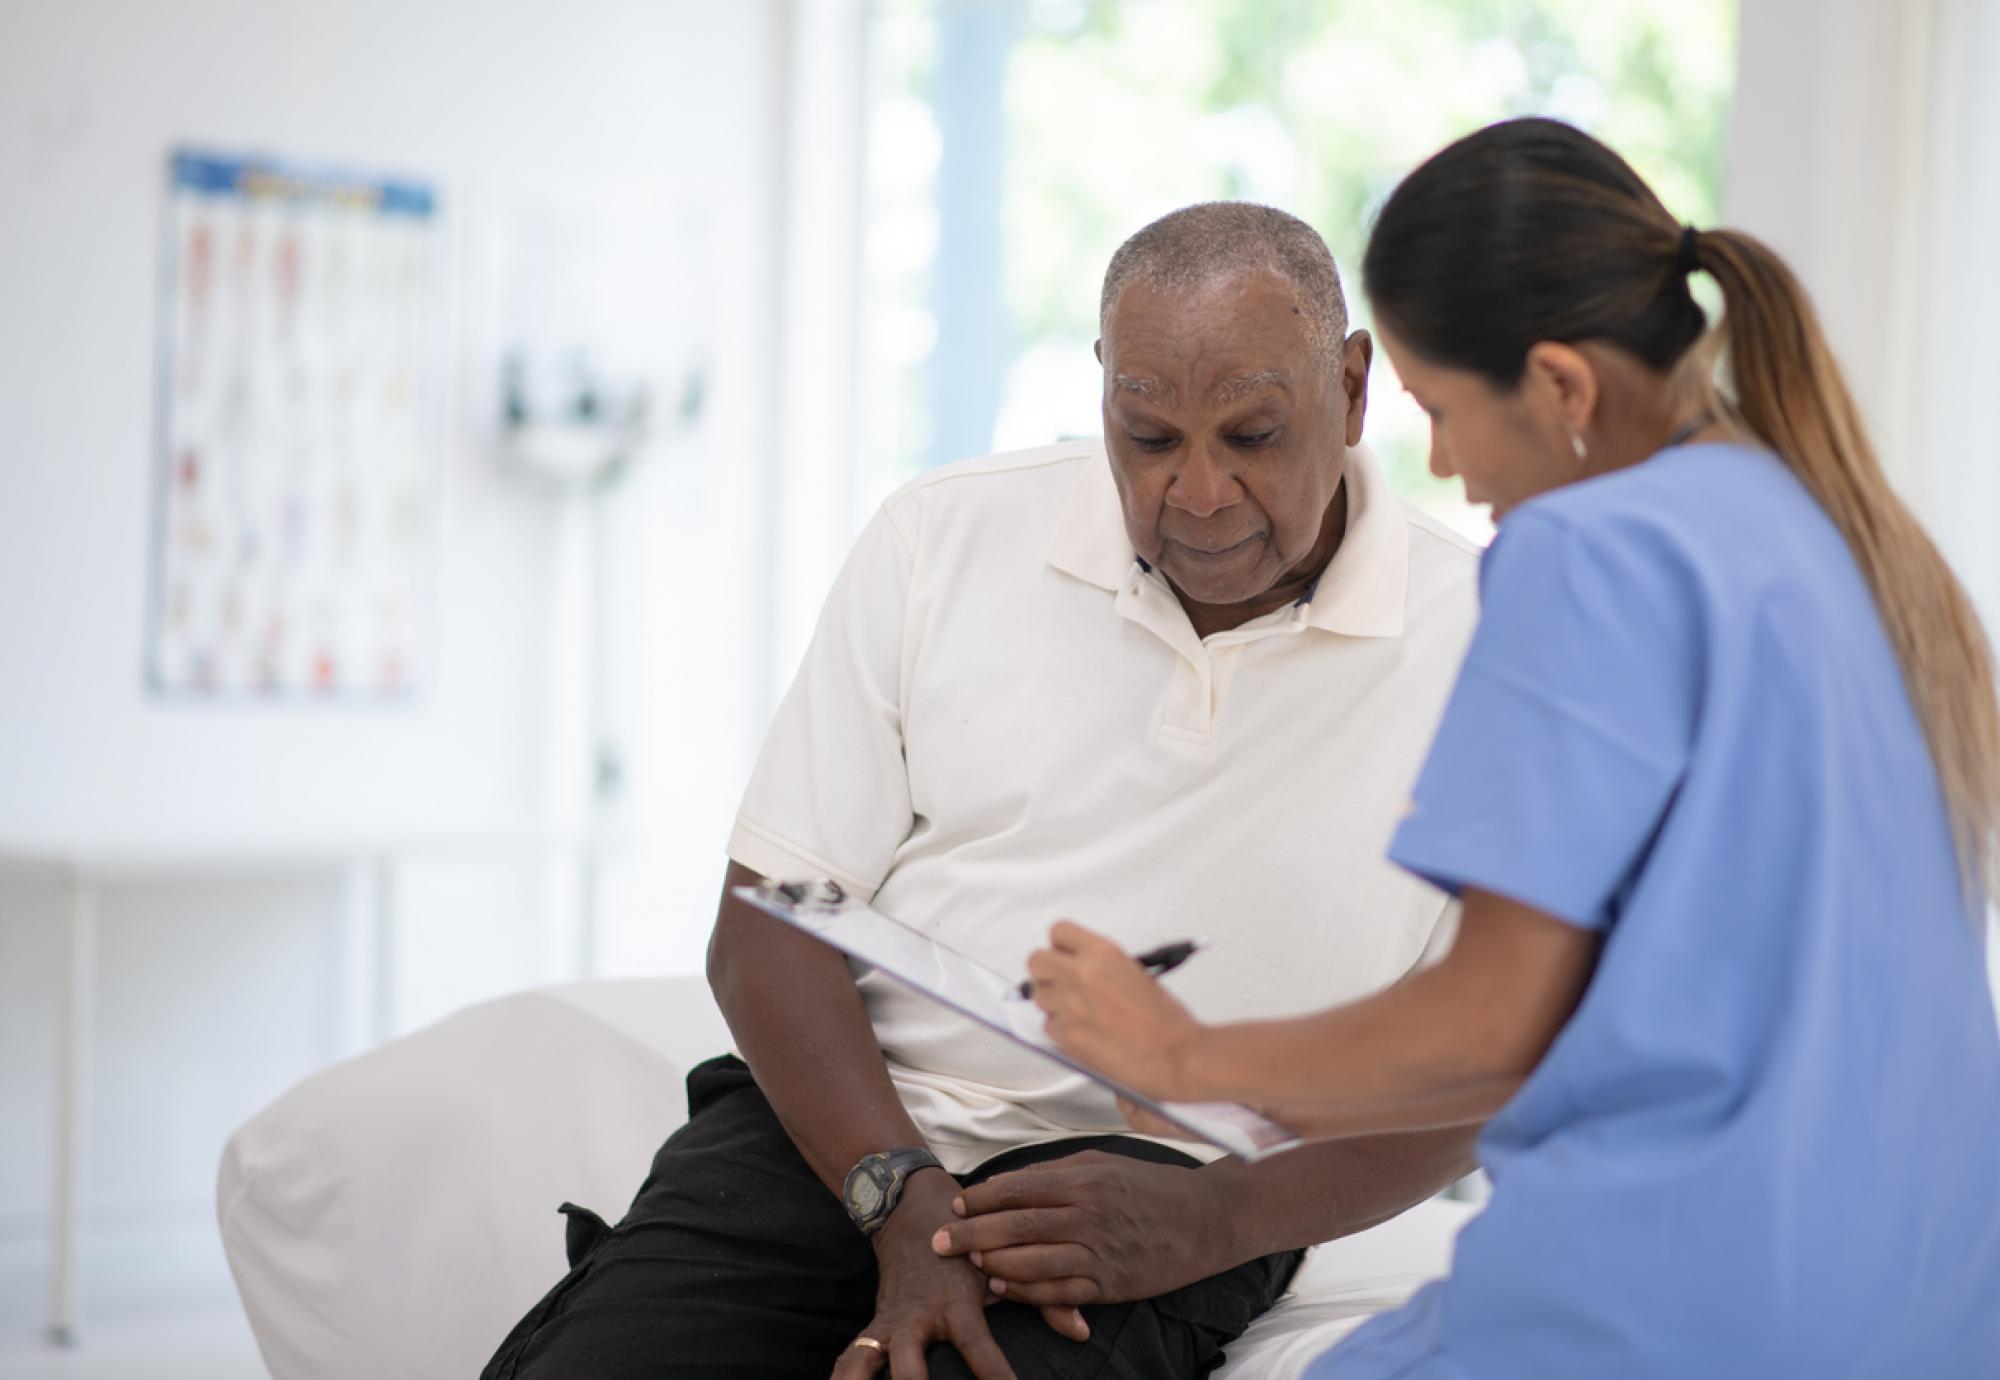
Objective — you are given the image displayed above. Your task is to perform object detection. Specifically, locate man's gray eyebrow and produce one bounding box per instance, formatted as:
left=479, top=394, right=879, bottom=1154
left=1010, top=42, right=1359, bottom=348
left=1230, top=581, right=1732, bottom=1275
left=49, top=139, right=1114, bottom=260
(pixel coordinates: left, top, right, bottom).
left=1208, top=369, right=1291, bottom=403
left=1113, top=374, right=1173, bottom=401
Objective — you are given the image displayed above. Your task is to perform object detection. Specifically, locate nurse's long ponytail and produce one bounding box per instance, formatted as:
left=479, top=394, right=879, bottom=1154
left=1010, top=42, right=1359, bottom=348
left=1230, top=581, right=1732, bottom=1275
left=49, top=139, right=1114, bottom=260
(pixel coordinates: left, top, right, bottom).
left=1365, top=117, right=2000, bottom=905
left=1692, top=230, right=2000, bottom=904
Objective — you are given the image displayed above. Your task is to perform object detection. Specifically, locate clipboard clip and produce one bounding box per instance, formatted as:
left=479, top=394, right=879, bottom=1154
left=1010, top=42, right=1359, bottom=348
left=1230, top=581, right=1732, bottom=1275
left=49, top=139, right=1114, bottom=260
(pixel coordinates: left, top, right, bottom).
left=753, top=877, right=849, bottom=912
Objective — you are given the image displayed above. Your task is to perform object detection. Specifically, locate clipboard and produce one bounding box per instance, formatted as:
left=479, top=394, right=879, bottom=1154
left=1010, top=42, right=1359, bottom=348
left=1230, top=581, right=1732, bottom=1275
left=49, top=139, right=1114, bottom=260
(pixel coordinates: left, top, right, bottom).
left=734, top=879, right=1303, bottom=1162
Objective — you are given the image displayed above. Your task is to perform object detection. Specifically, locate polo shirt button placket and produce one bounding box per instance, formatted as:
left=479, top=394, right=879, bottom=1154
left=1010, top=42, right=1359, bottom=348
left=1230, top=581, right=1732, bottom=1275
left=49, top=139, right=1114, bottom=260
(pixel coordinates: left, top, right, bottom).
left=1118, top=563, right=1216, bottom=745
left=1161, top=651, right=1214, bottom=744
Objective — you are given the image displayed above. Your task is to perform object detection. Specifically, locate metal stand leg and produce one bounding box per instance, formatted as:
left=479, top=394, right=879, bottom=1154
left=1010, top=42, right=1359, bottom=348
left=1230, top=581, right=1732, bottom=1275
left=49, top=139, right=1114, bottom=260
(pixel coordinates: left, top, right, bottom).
left=576, top=848, right=598, bottom=981
left=337, top=860, right=381, bottom=1061
left=371, top=855, right=395, bottom=1045
left=49, top=872, right=96, bottom=1347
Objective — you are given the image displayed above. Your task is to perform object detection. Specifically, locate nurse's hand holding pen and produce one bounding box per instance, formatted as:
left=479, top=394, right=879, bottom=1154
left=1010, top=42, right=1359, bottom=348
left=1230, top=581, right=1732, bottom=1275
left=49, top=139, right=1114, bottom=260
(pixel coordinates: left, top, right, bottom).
left=1025, top=921, right=1206, bottom=1103
left=1027, top=894, right=1602, bottom=1141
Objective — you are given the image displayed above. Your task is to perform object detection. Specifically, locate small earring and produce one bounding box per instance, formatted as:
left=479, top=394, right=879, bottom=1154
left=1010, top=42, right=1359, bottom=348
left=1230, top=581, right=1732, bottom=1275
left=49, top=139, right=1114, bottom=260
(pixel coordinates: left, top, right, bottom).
left=1568, top=428, right=1588, bottom=464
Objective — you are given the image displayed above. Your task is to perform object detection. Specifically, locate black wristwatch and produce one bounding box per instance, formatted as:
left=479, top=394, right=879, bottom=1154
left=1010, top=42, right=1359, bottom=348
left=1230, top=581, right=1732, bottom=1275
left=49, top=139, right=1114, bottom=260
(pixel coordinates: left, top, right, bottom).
left=841, top=1147, right=944, bottom=1235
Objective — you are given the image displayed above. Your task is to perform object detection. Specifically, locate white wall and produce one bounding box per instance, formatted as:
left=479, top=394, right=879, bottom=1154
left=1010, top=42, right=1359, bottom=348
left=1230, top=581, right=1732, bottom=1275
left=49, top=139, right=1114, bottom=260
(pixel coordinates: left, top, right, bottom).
left=1728, top=0, right=2000, bottom=626
left=0, top=0, right=779, bottom=1316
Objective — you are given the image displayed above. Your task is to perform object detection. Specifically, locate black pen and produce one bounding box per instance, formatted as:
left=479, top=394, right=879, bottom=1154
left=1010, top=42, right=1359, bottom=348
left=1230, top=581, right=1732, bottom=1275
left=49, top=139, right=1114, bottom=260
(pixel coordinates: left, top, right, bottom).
left=1014, top=938, right=1207, bottom=999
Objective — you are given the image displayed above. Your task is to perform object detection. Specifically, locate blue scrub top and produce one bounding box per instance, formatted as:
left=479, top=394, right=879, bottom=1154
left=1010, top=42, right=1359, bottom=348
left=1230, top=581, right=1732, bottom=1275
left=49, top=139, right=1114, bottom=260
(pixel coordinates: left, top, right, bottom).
left=1312, top=442, right=2000, bottom=1379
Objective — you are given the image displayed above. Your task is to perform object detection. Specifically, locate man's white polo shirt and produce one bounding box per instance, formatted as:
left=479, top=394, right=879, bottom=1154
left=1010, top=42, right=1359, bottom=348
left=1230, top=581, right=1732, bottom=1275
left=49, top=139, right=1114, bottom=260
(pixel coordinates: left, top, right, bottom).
left=728, top=439, right=1479, bottom=1172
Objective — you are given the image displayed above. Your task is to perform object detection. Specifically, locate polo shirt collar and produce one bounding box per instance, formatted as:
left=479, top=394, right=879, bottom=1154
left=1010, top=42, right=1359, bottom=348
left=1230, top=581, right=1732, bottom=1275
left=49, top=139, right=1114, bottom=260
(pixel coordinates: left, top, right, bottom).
left=1044, top=440, right=1410, bottom=638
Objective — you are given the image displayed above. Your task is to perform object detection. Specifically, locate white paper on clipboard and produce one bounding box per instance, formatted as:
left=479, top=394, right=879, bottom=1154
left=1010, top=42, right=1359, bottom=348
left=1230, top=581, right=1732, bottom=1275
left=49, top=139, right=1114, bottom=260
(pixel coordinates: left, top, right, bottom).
left=733, top=879, right=1303, bottom=1162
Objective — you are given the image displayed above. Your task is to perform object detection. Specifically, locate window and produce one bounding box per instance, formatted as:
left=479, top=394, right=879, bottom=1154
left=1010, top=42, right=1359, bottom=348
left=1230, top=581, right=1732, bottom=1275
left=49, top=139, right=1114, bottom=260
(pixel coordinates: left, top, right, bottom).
left=860, top=0, right=1736, bottom=538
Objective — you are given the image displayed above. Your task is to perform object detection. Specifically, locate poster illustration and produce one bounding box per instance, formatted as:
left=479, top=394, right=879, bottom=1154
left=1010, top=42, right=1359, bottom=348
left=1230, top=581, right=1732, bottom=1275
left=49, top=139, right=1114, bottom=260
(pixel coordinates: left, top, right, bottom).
left=149, top=150, right=441, bottom=696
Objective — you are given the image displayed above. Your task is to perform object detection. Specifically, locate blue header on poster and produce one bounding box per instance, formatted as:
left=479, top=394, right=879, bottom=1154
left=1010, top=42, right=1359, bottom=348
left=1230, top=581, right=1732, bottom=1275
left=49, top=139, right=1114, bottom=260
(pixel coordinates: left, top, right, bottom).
left=170, top=150, right=436, bottom=218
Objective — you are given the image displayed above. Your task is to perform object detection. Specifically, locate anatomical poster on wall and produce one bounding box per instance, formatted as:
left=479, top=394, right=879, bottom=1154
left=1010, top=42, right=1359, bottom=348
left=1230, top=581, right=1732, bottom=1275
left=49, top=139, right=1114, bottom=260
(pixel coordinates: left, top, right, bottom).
left=148, top=150, right=442, bottom=696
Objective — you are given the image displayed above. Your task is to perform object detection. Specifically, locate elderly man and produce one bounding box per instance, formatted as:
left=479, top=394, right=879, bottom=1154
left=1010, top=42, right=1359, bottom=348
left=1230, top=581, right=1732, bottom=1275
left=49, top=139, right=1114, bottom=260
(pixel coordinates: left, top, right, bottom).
left=483, top=202, right=1480, bottom=1380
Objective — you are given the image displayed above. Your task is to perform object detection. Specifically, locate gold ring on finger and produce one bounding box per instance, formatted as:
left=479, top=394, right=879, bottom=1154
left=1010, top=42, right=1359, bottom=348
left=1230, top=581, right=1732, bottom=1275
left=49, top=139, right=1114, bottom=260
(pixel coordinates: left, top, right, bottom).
left=851, top=1336, right=886, bottom=1353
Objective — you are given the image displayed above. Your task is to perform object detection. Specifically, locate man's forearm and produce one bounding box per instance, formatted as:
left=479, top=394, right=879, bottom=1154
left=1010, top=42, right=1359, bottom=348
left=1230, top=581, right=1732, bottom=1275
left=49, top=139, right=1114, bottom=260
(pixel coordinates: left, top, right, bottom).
left=705, top=860, right=933, bottom=1197
left=712, top=864, right=1075, bottom=1350
left=1201, top=1123, right=1480, bottom=1263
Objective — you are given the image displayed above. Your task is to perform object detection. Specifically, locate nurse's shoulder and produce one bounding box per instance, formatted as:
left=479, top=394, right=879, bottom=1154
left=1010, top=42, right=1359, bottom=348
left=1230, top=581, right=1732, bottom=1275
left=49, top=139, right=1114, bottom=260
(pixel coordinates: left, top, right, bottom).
left=1505, top=439, right=1830, bottom=623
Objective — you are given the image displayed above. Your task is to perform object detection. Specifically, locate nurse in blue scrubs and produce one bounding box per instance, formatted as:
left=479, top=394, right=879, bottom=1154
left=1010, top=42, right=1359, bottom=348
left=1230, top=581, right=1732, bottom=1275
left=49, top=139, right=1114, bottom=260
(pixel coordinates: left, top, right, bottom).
left=1024, top=117, right=2000, bottom=1377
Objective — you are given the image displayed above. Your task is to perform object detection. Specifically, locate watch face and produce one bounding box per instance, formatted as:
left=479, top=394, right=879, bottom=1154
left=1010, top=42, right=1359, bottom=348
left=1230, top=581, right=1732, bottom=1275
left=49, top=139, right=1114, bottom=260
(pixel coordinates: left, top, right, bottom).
left=849, top=1171, right=885, bottom=1217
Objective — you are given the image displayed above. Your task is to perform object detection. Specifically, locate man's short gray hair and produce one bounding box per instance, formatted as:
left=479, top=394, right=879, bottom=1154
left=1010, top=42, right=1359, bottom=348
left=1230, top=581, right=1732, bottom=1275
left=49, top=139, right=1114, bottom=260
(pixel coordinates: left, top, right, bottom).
left=1099, top=202, right=1349, bottom=372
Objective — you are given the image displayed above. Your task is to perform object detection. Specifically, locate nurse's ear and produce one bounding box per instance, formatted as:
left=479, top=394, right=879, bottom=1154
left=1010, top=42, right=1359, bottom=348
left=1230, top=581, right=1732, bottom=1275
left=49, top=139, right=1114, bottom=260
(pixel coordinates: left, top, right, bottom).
left=1522, top=340, right=1600, bottom=463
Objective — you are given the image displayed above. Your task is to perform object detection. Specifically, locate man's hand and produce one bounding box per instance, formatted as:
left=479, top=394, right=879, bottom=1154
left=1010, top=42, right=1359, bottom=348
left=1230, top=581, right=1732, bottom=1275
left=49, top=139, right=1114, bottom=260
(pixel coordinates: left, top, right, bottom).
left=832, top=1171, right=1020, bottom=1380
left=930, top=1150, right=1232, bottom=1311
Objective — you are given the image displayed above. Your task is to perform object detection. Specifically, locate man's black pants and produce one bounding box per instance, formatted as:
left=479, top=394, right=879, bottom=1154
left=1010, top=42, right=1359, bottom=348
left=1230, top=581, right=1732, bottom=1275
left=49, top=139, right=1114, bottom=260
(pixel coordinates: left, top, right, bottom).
left=481, top=1055, right=1303, bottom=1379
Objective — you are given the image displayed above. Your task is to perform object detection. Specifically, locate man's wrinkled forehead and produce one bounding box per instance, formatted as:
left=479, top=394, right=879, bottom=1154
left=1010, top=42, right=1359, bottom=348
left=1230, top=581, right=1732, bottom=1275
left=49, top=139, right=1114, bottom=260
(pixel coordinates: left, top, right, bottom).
left=1102, top=272, right=1320, bottom=385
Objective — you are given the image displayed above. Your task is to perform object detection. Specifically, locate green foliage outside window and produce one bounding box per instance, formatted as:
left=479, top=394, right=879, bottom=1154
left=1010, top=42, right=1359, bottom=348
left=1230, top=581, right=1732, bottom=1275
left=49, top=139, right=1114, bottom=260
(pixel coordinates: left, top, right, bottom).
left=869, top=0, right=1736, bottom=530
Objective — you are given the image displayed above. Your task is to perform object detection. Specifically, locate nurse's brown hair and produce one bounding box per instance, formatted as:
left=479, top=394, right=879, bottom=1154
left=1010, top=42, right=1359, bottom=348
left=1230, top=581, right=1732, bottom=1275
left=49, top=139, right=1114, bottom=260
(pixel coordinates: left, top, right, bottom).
left=1364, top=117, right=2000, bottom=904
